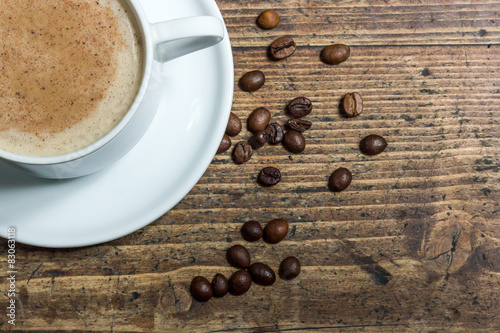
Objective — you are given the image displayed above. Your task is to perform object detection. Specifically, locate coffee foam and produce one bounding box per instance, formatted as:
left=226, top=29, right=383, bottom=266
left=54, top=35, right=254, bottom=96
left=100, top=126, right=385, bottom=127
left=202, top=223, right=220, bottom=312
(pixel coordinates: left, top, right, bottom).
left=0, top=0, right=143, bottom=157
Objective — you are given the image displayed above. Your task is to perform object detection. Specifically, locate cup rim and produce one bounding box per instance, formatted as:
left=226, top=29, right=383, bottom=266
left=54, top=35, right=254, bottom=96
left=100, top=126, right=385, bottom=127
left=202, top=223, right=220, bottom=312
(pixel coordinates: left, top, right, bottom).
left=0, top=0, right=153, bottom=165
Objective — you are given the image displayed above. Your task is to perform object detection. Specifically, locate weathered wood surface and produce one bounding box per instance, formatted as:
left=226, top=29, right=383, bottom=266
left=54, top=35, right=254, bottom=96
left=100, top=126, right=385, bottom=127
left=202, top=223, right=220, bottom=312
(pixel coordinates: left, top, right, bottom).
left=1, top=0, right=499, bottom=332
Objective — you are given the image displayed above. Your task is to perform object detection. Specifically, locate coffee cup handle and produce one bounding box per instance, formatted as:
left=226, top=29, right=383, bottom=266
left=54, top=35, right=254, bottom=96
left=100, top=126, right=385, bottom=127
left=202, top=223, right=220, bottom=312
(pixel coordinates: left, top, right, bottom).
left=150, top=16, right=224, bottom=63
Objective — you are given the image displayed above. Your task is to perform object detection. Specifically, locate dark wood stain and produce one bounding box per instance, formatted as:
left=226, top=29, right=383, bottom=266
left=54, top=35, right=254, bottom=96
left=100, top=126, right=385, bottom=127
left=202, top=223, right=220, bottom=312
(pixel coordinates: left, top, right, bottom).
left=355, top=256, right=393, bottom=286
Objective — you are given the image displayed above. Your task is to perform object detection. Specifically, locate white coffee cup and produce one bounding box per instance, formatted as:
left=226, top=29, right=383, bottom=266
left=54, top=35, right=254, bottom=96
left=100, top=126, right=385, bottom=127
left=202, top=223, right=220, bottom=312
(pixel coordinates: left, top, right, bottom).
left=0, top=0, right=224, bottom=179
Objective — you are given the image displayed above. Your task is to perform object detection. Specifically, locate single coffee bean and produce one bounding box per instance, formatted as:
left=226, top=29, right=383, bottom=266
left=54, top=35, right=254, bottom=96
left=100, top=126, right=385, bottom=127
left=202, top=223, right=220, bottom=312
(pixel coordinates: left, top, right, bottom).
left=228, top=270, right=252, bottom=296
left=241, top=221, right=263, bottom=242
left=217, top=135, right=231, bottom=154
left=343, top=92, right=363, bottom=117
left=263, top=219, right=288, bottom=243
left=190, top=276, right=213, bottom=302
left=226, top=112, right=242, bottom=136
left=232, top=141, right=253, bottom=164
left=265, top=123, right=284, bottom=144
left=257, top=10, right=280, bottom=30
left=287, top=97, right=312, bottom=118
left=248, top=130, right=269, bottom=150
left=248, top=130, right=269, bottom=149
left=211, top=273, right=229, bottom=298
left=239, top=70, right=265, bottom=92
left=328, top=167, right=352, bottom=192
left=279, top=256, right=301, bottom=280
left=321, top=44, right=350, bottom=65
left=258, top=167, right=281, bottom=186
left=226, top=244, right=251, bottom=268
left=248, top=107, right=271, bottom=132
left=283, top=130, right=306, bottom=153
left=269, top=36, right=296, bottom=60
left=360, top=134, right=387, bottom=155
left=286, top=118, right=312, bottom=132
left=248, top=262, right=276, bottom=286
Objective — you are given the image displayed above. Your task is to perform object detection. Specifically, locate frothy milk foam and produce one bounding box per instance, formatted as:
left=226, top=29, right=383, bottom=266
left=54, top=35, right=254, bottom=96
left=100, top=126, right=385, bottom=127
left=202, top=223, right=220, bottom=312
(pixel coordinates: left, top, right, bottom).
left=0, top=0, right=143, bottom=156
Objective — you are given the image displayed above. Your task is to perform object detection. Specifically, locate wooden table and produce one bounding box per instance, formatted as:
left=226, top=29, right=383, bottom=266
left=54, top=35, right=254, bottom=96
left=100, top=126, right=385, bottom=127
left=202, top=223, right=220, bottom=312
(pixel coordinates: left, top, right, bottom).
left=2, top=0, right=499, bottom=331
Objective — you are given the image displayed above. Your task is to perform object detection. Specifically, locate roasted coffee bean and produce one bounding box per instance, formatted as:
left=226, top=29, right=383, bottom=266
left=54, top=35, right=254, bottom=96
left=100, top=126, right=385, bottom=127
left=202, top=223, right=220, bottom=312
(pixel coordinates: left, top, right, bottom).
left=321, top=44, right=350, bottom=65
left=283, top=130, right=306, bottom=153
left=343, top=92, right=363, bottom=117
left=232, top=141, right=253, bottom=164
left=241, top=221, right=263, bottom=242
left=286, top=118, right=312, bottom=132
left=328, top=167, right=352, bottom=192
left=248, top=130, right=268, bottom=149
left=226, top=112, right=242, bottom=136
left=239, top=70, right=265, bottom=92
left=190, top=276, right=213, bottom=302
left=287, top=97, right=312, bottom=118
left=248, top=107, right=271, bottom=132
left=228, top=270, right=252, bottom=296
left=226, top=244, right=251, bottom=268
left=257, top=10, right=280, bottom=30
left=269, top=36, right=296, bottom=60
left=360, top=134, right=387, bottom=155
left=217, top=135, right=231, bottom=154
left=258, top=167, right=281, bottom=186
left=211, top=274, right=229, bottom=298
left=263, top=219, right=288, bottom=243
left=265, top=123, right=284, bottom=144
left=248, top=262, right=276, bottom=286
left=279, top=256, right=301, bottom=280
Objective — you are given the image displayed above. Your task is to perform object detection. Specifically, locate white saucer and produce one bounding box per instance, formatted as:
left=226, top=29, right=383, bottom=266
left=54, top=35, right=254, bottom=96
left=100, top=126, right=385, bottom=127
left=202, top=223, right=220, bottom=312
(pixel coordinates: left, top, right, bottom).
left=0, top=0, right=233, bottom=248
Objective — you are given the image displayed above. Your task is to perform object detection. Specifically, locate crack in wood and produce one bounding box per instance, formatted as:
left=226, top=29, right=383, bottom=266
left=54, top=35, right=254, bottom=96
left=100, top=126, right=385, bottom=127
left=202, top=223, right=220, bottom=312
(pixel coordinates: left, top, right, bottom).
left=447, top=224, right=462, bottom=271
left=208, top=322, right=424, bottom=333
left=27, top=263, right=43, bottom=284
left=427, top=224, right=463, bottom=273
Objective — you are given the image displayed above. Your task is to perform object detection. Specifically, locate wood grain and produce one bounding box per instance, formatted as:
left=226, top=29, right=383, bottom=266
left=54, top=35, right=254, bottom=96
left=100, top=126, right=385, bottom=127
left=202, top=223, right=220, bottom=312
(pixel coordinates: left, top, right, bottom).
left=1, top=0, right=499, bottom=332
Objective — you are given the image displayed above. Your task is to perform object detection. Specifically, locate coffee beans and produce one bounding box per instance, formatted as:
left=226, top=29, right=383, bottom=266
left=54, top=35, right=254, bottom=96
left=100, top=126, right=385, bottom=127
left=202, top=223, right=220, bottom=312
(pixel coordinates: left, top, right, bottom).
left=321, top=44, right=350, bottom=65
left=241, top=221, right=263, bottom=242
left=228, top=270, right=252, bottom=296
left=360, top=134, right=387, bottom=155
left=343, top=92, right=363, bottom=117
left=191, top=12, right=393, bottom=305
left=212, top=273, right=229, bottom=298
left=258, top=167, right=281, bottom=186
left=226, top=112, right=242, bottom=136
left=264, top=219, right=288, bottom=244
left=286, top=118, right=311, bottom=132
left=279, top=256, right=301, bottom=280
left=287, top=97, right=313, bottom=118
left=190, top=276, right=213, bottom=302
left=270, top=36, right=296, bottom=60
left=257, top=10, right=280, bottom=30
left=265, top=123, right=284, bottom=144
left=328, top=167, right=352, bottom=192
left=283, top=130, right=306, bottom=153
left=226, top=244, right=251, bottom=268
left=217, top=135, right=231, bottom=154
left=239, top=70, right=265, bottom=92
left=248, top=263, right=276, bottom=286
left=248, top=107, right=271, bottom=132
left=233, top=141, right=253, bottom=164
left=190, top=218, right=300, bottom=302
left=225, top=97, right=316, bottom=164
